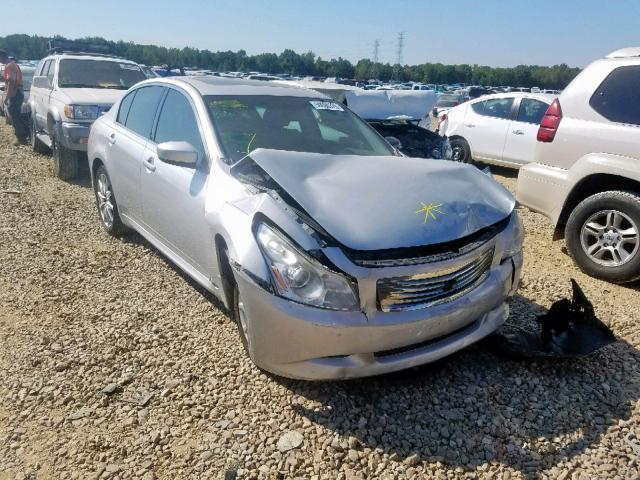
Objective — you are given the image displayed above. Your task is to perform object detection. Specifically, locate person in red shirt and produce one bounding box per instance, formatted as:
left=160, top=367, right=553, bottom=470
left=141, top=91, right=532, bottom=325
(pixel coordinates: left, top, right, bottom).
left=1, top=50, right=27, bottom=145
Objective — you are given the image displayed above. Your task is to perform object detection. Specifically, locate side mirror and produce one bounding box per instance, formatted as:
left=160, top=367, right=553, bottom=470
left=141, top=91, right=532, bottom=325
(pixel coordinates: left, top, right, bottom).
left=157, top=141, right=198, bottom=167
left=32, top=76, right=52, bottom=89
left=385, top=136, right=403, bottom=150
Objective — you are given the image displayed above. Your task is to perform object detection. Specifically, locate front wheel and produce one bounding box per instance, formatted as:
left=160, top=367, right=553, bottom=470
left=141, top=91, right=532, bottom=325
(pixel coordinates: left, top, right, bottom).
left=52, top=137, right=78, bottom=180
left=233, top=282, right=251, bottom=355
left=565, top=191, right=640, bottom=283
left=449, top=138, right=471, bottom=163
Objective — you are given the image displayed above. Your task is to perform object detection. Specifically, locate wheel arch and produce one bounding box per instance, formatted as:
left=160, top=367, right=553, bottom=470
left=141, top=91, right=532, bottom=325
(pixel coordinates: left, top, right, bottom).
left=214, top=234, right=235, bottom=310
left=555, top=173, right=640, bottom=238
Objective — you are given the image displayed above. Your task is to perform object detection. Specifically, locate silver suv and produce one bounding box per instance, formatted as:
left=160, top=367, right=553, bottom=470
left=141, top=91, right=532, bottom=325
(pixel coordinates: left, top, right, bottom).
left=88, top=77, right=523, bottom=380
left=518, top=47, right=640, bottom=283
left=29, top=49, right=146, bottom=179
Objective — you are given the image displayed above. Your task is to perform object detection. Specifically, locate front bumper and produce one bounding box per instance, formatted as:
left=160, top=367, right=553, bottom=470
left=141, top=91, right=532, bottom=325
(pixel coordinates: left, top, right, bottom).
left=56, top=121, right=93, bottom=151
left=234, top=250, right=520, bottom=380
left=517, top=162, right=570, bottom=226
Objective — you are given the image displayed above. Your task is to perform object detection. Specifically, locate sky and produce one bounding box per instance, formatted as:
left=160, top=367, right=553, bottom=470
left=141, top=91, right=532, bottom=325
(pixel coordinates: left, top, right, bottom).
left=4, top=0, right=640, bottom=67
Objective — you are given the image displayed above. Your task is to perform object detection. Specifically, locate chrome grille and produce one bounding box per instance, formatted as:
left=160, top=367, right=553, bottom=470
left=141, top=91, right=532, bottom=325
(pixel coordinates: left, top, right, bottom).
left=377, top=248, right=494, bottom=312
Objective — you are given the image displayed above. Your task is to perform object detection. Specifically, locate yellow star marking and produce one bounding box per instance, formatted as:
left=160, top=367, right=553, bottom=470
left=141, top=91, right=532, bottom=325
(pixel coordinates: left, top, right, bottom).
left=416, top=202, right=445, bottom=224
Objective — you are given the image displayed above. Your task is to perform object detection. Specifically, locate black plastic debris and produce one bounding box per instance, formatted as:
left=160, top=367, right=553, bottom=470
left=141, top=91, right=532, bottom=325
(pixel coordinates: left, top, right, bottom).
left=488, top=279, right=616, bottom=359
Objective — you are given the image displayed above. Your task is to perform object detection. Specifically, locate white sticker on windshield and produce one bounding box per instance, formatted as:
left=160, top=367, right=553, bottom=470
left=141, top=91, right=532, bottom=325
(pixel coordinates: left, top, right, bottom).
left=120, top=64, right=140, bottom=70
left=310, top=100, right=344, bottom=111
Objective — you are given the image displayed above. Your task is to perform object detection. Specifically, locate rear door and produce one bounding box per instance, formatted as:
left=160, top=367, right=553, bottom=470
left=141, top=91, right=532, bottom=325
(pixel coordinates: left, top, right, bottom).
left=140, top=86, right=211, bottom=274
left=464, top=96, right=514, bottom=161
left=108, top=85, right=165, bottom=222
left=502, top=97, right=550, bottom=165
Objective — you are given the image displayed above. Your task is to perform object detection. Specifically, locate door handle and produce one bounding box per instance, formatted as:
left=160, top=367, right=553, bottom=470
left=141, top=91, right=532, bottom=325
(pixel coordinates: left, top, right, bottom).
left=107, top=133, right=116, bottom=145
left=143, top=157, right=156, bottom=172
left=464, top=123, right=476, bottom=128
left=512, top=130, right=524, bottom=135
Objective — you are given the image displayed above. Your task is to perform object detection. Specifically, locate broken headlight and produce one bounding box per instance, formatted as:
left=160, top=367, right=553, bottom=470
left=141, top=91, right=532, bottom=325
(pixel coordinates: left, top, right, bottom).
left=503, top=211, right=524, bottom=258
left=256, top=223, right=359, bottom=311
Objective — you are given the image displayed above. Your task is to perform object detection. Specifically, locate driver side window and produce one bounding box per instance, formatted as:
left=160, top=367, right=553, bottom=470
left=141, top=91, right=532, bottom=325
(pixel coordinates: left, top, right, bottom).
left=154, top=89, right=205, bottom=161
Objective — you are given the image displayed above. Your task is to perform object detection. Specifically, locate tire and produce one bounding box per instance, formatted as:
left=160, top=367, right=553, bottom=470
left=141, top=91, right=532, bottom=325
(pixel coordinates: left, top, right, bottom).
left=30, top=117, right=49, bottom=154
left=233, top=279, right=251, bottom=355
left=94, top=165, right=127, bottom=235
left=52, top=136, right=79, bottom=180
left=565, top=190, right=640, bottom=283
left=450, top=138, right=471, bottom=163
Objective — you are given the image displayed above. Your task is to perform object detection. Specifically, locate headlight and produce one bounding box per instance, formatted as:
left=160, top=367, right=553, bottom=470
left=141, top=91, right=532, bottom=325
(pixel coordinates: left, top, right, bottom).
left=503, top=211, right=524, bottom=258
left=256, top=223, right=359, bottom=311
left=63, top=105, right=101, bottom=121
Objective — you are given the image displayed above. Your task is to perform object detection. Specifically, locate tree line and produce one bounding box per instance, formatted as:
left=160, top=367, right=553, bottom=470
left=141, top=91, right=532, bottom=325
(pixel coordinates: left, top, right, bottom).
left=0, top=34, right=580, bottom=89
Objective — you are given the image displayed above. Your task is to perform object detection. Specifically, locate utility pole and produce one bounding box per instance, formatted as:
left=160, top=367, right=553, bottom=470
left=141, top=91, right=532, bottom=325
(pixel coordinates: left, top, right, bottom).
left=395, top=31, right=405, bottom=80
left=396, top=32, right=404, bottom=66
left=372, top=39, right=380, bottom=80
left=373, top=39, right=380, bottom=64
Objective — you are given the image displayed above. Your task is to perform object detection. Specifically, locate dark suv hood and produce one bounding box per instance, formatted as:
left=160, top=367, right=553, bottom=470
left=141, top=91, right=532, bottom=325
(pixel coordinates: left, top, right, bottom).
left=235, top=149, right=515, bottom=251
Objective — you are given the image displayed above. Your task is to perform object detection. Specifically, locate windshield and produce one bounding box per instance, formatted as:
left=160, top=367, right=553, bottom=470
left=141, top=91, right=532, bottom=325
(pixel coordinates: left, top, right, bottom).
left=58, top=59, right=146, bottom=89
left=205, top=95, right=396, bottom=162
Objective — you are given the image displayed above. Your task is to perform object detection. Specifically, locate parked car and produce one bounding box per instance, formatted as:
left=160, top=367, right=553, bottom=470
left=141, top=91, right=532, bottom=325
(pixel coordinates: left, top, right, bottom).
left=0, top=65, right=36, bottom=127
left=441, top=93, right=554, bottom=167
left=88, top=76, right=523, bottom=380
left=517, top=47, right=640, bottom=283
left=343, top=89, right=450, bottom=159
left=29, top=49, right=146, bottom=179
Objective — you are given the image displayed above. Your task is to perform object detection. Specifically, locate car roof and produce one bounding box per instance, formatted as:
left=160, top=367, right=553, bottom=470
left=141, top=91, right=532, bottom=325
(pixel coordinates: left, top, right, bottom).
left=45, top=53, right=138, bottom=64
left=469, top=92, right=556, bottom=103
left=605, top=47, right=640, bottom=58
left=158, top=75, right=330, bottom=98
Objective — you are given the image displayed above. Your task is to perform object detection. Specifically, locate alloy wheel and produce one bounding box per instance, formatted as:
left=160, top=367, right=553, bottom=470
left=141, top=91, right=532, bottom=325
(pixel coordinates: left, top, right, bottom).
left=237, top=297, right=251, bottom=351
left=452, top=145, right=466, bottom=162
left=96, top=172, right=115, bottom=229
left=580, top=209, right=639, bottom=267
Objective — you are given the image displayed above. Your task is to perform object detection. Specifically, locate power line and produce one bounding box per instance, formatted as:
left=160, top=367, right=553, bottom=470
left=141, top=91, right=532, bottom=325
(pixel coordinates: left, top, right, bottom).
left=373, top=39, right=380, bottom=64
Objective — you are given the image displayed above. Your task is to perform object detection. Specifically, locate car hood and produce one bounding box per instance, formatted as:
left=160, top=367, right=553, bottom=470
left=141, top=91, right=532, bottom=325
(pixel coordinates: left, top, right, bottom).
left=57, top=88, right=127, bottom=105
left=235, top=149, right=515, bottom=251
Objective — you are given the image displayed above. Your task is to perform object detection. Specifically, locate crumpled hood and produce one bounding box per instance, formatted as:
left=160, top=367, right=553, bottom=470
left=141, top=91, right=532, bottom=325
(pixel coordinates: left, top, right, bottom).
left=241, top=149, right=515, bottom=251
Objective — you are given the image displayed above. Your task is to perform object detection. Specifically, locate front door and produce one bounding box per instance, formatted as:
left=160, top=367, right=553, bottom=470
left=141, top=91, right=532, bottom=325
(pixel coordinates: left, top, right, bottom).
left=465, top=97, right=514, bottom=162
left=140, top=87, right=211, bottom=274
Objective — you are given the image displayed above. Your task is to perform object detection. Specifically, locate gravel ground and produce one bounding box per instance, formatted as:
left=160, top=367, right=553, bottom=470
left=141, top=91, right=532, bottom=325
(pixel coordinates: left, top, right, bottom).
left=1, top=121, right=640, bottom=480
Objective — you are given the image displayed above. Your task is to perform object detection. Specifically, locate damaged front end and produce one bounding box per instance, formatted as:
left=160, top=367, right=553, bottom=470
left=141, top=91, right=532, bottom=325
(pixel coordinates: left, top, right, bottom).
left=224, top=147, right=524, bottom=379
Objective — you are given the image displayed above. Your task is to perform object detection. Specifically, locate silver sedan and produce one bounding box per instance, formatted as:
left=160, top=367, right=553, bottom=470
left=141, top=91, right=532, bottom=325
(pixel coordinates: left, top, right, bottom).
left=88, top=76, right=523, bottom=380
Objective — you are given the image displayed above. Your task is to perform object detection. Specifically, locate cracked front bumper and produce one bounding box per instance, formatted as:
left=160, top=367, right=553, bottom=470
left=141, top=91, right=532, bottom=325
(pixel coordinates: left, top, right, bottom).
left=234, top=253, right=519, bottom=380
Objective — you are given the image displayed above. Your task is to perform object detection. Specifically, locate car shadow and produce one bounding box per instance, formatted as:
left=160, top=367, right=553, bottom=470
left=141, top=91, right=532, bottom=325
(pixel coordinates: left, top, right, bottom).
left=276, top=293, right=640, bottom=479
left=118, top=231, right=231, bottom=315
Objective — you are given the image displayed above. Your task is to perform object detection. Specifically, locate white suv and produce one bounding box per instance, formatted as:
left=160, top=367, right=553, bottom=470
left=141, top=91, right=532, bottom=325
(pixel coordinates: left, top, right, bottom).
left=517, top=47, right=640, bottom=283
left=29, top=49, right=146, bottom=179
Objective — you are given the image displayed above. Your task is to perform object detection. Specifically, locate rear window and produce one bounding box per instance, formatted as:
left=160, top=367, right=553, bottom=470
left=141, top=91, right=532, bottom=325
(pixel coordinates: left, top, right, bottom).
left=589, top=65, right=640, bottom=126
left=124, top=86, right=165, bottom=139
left=58, top=59, right=146, bottom=90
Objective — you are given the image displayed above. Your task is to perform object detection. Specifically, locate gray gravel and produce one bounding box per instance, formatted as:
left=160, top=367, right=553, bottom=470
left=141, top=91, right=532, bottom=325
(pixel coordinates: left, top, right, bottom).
left=1, top=122, right=640, bottom=480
